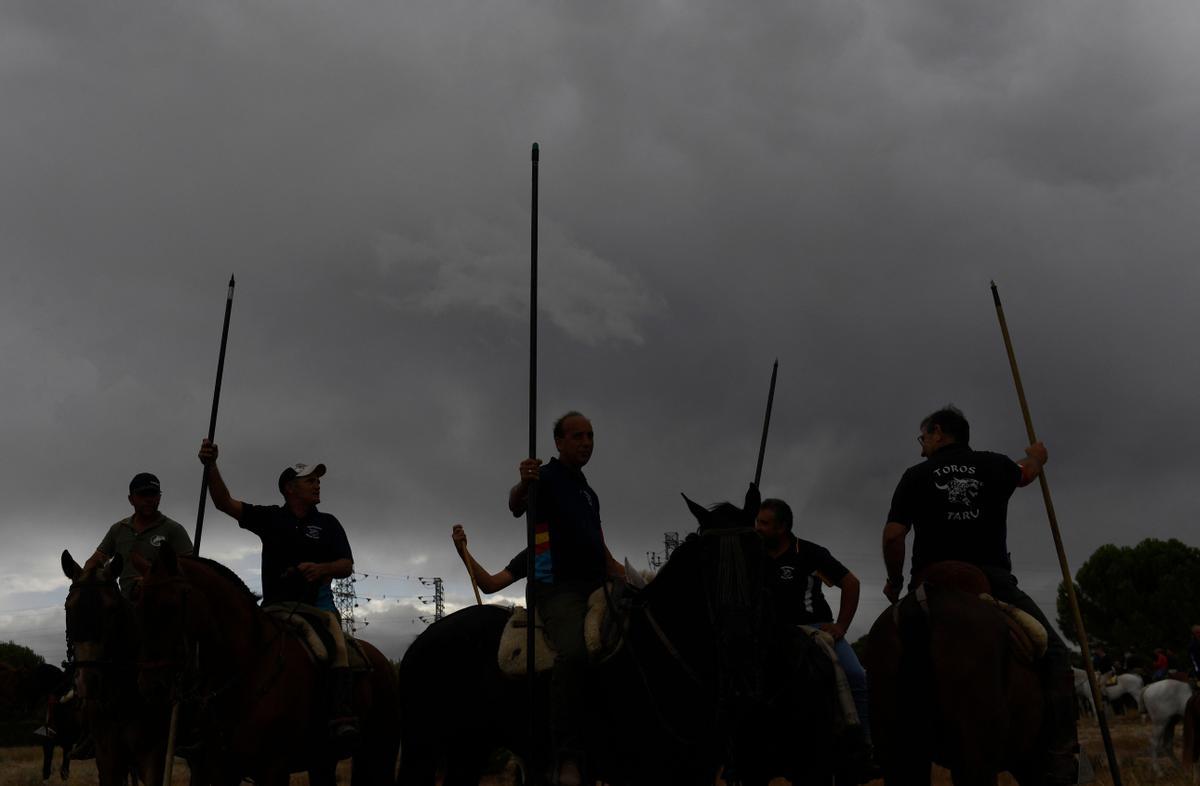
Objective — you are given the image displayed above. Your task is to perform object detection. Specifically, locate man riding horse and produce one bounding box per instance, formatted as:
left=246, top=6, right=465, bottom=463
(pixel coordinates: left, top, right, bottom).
left=508, top=411, right=625, bottom=786
left=197, top=439, right=359, bottom=745
left=754, top=497, right=877, bottom=777
left=882, top=405, right=1077, bottom=785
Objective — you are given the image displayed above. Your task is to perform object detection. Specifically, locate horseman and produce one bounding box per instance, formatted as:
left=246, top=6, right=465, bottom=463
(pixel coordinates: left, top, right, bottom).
left=754, top=498, right=875, bottom=770
left=507, top=411, right=624, bottom=786
left=881, top=405, right=1077, bottom=785
left=197, top=439, right=358, bottom=746
left=84, top=473, right=193, bottom=597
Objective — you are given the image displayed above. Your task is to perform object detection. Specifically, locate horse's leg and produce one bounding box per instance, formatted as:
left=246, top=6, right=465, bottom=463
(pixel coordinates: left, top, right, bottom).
left=42, top=741, right=52, bottom=781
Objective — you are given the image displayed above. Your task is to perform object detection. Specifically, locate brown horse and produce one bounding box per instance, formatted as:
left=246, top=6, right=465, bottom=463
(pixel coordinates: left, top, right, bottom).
left=866, top=562, right=1044, bottom=786
left=61, top=550, right=169, bottom=786
left=132, top=548, right=399, bottom=786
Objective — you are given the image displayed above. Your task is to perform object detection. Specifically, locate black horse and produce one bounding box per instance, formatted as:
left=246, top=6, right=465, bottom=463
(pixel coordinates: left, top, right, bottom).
left=396, top=485, right=837, bottom=786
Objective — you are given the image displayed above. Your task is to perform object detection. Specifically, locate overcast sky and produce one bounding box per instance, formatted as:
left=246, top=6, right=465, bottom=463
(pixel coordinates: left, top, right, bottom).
left=3, top=0, right=1199, bottom=665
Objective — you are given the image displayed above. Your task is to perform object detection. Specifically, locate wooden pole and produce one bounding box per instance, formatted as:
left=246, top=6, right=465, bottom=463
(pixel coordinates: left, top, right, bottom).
left=525, top=142, right=541, bottom=785
left=991, top=281, right=1122, bottom=786
left=163, top=276, right=236, bottom=786
left=461, top=546, right=483, bottom=606
left=753, top=359, right=778, bottom=487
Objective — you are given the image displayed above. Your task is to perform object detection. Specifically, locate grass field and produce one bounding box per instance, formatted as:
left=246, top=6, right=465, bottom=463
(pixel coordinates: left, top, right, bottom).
left=0, top=712, right=1190, bottom=785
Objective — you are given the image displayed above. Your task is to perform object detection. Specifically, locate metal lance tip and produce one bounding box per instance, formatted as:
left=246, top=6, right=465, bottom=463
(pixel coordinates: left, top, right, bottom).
left=532, top=142, right=539, bottom=161
left=990, top=280, right=1001, bottom=307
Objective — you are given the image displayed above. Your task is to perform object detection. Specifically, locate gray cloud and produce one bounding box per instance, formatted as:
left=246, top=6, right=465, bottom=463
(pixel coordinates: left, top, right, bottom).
left=3, top=0, right=1199, bottom=663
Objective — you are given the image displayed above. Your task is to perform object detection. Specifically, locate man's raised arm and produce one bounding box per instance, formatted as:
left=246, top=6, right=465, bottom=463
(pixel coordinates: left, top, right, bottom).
left=198, top=439, right=244, bottom=520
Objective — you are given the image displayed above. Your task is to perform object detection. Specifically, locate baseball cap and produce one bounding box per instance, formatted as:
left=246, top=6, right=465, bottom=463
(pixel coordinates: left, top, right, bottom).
left=278, top=462, right=326, bottom=494
left=129, top=472, right=162, bottom=495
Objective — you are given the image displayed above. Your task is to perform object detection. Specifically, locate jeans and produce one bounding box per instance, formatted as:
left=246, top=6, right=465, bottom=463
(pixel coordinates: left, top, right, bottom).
left=833, top=635, right=871, bottom=745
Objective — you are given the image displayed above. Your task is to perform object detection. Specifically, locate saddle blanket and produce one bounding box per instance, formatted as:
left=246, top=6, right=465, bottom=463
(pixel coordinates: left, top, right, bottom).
left=498, top=583, right=623, bottom=678
left=979, top=593, right=1048, bottom=662
left=263, top=604, right=371, bottom=671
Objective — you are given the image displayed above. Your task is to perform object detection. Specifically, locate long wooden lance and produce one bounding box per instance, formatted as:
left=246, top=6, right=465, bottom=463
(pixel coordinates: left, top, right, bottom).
left=164, top=275, right=236, bottom=786
left=990, top=281, right=1122, bottom=786
left=753, top=359, right=778, bottom=487
left=525, top=142, right=541, bottom=784
left=194, top=275, right=235, bottom=554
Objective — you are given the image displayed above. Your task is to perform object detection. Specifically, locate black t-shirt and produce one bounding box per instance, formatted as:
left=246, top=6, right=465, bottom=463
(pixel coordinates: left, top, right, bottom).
left=504, top=549, right=529, bottom=581
left=886, top=443, right=1021, bottom=575
left=532, top=458, right=606, bottom=585
left=239, top=504, right=353, bottom=607
left=766, top=535, right=850, bottom=626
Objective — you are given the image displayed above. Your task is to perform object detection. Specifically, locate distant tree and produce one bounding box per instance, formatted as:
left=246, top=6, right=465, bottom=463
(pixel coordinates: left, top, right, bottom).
left=1056, top=538, right=1200, bottom=659
left=0, top=641, right=44, bottom=671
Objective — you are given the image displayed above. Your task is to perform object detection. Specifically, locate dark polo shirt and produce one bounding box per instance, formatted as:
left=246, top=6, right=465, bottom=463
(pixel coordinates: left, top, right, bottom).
left=239, top=504, right=352, bottom=608
left=97, top=514, right=193, bottom=597
left=530, top=458, right=606, bottom=585
left=886, top=442, right=1022, bottom=575
left=766, top=535, right=850, bottom=626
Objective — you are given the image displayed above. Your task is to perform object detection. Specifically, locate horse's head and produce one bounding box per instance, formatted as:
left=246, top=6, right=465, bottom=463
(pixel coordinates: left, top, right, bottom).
left=641, top=484, right=772, bottom=744
left=61, top=549, right=135, bottom=703
left=131, top=547, right=196, bottom=705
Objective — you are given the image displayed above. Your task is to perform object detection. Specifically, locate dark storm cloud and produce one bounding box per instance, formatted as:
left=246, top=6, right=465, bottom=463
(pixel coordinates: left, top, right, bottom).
left=3, top=0, right=1200, bottom=662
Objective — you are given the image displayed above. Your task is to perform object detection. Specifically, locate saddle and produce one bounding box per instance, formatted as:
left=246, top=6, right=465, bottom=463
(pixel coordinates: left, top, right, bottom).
left=497, top=581, right=627, bottom=678
left=901, top=561, right=1048, bottom=663
left=263, top=605, right=371, bottom=671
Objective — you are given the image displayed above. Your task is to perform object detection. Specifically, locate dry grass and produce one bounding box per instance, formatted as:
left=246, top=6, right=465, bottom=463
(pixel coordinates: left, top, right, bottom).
left=0, top=714, right=1192, bottom=785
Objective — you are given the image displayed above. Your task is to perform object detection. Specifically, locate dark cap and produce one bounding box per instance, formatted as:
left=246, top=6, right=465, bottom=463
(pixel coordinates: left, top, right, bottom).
left=277, top=462, right=326, bottom=494
left=129, top=473, right=161, bottom=495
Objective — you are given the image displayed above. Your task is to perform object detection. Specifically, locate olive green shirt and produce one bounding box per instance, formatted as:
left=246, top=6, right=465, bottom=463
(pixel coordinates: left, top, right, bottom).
left=97, top=514, right=193, bottom=596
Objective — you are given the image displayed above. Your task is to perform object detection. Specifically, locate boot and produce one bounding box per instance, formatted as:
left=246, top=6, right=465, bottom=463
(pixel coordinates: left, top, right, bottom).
left=327, top=667, right=360, bottom=750
left=1043, top=670, right=1081, bottom=786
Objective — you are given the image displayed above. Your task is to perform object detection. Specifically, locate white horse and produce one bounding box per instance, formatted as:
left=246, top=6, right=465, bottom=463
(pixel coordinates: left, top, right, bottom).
left=1073, top=667, right=1097, bottom=718
left=1099, top=671, right=1146, bottom=715
left=1143, top=678, right=1196, bottom=776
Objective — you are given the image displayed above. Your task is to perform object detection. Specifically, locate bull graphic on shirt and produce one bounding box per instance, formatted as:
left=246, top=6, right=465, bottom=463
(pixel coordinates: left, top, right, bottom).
left=935, top=477, right=982, bottom=506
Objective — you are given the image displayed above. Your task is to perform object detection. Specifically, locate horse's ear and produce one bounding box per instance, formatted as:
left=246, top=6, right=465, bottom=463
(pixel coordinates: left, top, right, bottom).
left=130, top=551, right=152, bottom=577
left=61, top=550, right=82, bottom=581
left=681, top=493, right=711, bottom=529
left=743, top=482, right=761, bottom=524
left=101, top=553, right=124, bottom=584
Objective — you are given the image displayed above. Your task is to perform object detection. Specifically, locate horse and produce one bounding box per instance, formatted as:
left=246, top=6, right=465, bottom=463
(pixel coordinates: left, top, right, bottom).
left=36, top=663, right=81, bottom=782
left=131, top=548, right=400, bottom=786
left=1098, top=672, right=1145, bottom=716
left=61, top=550, right=169, bottom=786
left=1072, top=668, right=1096, bottom=720
left=1142, top=678, right=1196, bottom=776
left=395, top=485, right=838, bottom=786
left=866, top=561, right=1045, bottom=786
